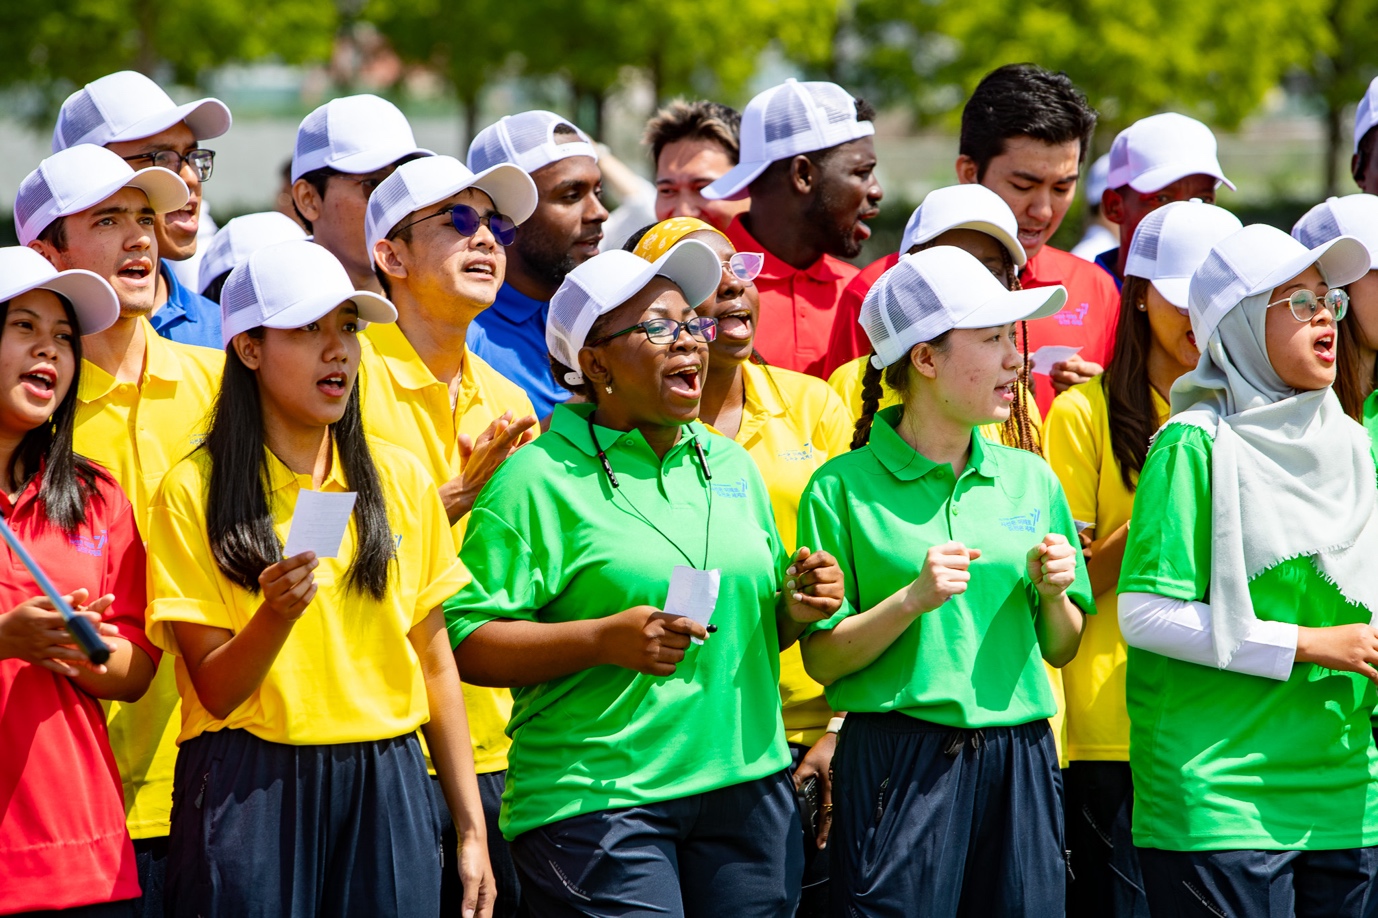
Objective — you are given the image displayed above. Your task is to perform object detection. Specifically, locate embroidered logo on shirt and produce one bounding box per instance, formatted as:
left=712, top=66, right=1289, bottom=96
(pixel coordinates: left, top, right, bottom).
left=997, top=510, right=1041, bottom=534
left=710, top=478, right=749, bottom=499
left=1054, top=304, right=1090, bottom=326
left=777, top=444, right=815, bottom=462
left=189, top=433, right=209, bottom=446
left=71, top=530, right=107, bottom=557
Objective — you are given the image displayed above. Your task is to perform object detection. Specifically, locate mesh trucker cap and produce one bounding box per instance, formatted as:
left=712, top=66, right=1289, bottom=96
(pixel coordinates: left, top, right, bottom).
left=0, top=246, right=119, bottom=336
left=1355, top=77, right=1378, bottom=155
left=861, top=247, right=1067, bottom=370
left=547, top=241, right=721, bottom=386
left=220, top=240, right=396, bottom=348
left=364, top=155, right=538, bottom=264
left=198, top=212, right=308, bottom=294
left=52, top=71, right=232, bottom=153
left=702, top=79, right=874, bottom=201
left=1293, top=195, right=1378, bottom=270
left=1124, top=201, right=1243, bottom=309
left=900, top=184, right=1026, bottom=267
left=14, top=145, right=189, bottom=246
left=291, top=95, right=433, bottom=183
left=467, top=110, right=598, bottom=176
left=1188, top=224, right=1370, bottom=347
left=1105, top=113, right=1234, bottom=194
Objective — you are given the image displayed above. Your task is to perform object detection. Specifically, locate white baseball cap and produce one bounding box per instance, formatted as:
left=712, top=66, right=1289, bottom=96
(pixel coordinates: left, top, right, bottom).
left=1292, top=195, right=1378, bottom=270
left=467, top=111, right=598, bottom=176
left=0, top=246, right=119, bottom=336
left=14, top=144, right=189, bottom=246
left=1085, top=153, right=1111, bottom=206
left=861, top=247, right=1067, bottom=370
left=291, top=95, right=434, bottom=183
left=198, top=212, right=308, bottom=294
left=702, top=79, right=874, bottom=202
left=1124, top=201, right=1244, bottom=309
left=220, top=240, right=396, bottom=348
left=1188, top=224, right=1369, bottom=347
left=900, top=184, right=1026, bottom=267
left=364, top=155, right=539, bottom=264
left=1105, top=113, right=1234, bottom=195
left=547, top=242, right=722, bottom=385
left=52, top=71, right=231, bottom=153
left=1355, top=77, right=1378, bottom=155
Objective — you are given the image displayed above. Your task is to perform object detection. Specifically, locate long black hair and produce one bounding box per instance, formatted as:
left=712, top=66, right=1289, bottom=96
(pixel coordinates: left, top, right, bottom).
left=1104, top=275, right=1160, bottom=490
left=1, top=294, right=108, bottom=534
left=205, top=330, right=393, bottom=599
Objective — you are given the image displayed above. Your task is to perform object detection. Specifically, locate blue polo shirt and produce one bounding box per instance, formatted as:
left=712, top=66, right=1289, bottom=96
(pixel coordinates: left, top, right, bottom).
left=150, top=262, right=223, bottom=350
left=469, top=282, right=570, bottom=419
left=1093, top=247, right=1123, bottom=291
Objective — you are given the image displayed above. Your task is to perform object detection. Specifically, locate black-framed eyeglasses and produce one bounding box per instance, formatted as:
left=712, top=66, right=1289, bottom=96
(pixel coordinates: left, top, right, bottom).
left=389, top=204, right=518, bottom=246
left=121, top=149, right=215, bottom=182
left=589, top=315, right=718, bottom=347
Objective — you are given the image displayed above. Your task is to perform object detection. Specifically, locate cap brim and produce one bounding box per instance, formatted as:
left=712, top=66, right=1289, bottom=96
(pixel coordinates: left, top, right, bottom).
left=1250, top=235, right=1372, bottom=297
left=329, top=146, right=435, bottom=176
left=701, top=160, right=770, bottom=201
left=1127, top=161, right=1235, bottom=194
left=1152, top=276, right=1191, bottom=310
left=127, top=166, right=191, bottom=214
left=469, top=163, right=539, bottom=225
left=24, top=270, right=119, bottom=336
left=109, top=97, right=233, bottom=145
left=262, top=289, right=397, bottom=332
left=953, top=285, right=1068, bottom=329
left=601, top=239, right=723, bottom=315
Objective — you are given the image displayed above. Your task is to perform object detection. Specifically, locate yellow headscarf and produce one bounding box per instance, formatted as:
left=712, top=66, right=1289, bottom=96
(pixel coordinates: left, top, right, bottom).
left=633, top=217, right=727, bottom=262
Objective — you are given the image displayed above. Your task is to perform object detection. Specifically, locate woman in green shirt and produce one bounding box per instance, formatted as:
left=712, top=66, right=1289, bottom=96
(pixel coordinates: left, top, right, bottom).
left=444, top=240, right=845, bottom=918
left=1117, top=223, right=1378, bottom=916
left=798, top=246, right=1095, bottom=916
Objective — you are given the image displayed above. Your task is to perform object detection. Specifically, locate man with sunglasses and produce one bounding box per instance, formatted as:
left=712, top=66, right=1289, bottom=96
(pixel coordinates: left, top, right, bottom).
left=466, top=110, right=610, bottom=420
left=53, top=71, right=232, bottom=349
left=290, top=94, right=434, bottom=294
left=363, top=154, right=541, bottom=918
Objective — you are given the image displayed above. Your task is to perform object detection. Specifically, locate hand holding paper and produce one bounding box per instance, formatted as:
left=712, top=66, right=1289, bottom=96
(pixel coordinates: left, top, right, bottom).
left=1030, top=345, right=1082, bottom=377
left=663, top=565, right=721, bottom=645
left=284, top=490, right=357, bottom=559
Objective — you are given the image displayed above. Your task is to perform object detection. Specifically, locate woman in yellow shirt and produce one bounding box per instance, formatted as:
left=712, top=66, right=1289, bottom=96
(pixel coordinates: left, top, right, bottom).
left=627, top=217, right=852, bottom=910
left=1043, top=201, right=1241, bottom=918
left=145, top=241, right=494, bottom=918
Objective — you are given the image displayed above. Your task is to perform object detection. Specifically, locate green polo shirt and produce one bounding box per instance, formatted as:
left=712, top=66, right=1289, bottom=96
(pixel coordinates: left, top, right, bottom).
left=1119, top=421, right=1378, bottom=851
left=797, top=406, right=1094, bottom=729
left=444, top=403, right=793, bottom=840
left=1364, top=390, right=1378, bottom=441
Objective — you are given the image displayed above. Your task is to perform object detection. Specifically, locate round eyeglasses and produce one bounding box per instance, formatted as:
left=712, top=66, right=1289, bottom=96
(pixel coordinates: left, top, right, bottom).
left=1266, top=288, right=1349, bottom=323
left=389, top=204, right=517, bottom=246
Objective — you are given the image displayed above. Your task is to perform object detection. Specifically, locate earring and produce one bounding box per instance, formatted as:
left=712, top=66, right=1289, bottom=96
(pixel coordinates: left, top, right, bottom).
left=1137, top=301, right=1148, bottom=311
left=604, top=385, right=613, bottom=394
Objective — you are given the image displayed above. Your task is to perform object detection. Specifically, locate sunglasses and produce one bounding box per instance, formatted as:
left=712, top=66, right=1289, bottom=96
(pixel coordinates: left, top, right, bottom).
left=1266, top=288, right=1349, bottom=323
left=390, top=203, right=517, bottom=246
left=726, top=252, right=764, bottom=283
left=589, top=316, right=719, bottom=347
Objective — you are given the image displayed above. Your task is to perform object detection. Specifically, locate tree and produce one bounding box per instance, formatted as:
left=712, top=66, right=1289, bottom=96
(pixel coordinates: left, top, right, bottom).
left=1300, top=0, right=1378, bottom=195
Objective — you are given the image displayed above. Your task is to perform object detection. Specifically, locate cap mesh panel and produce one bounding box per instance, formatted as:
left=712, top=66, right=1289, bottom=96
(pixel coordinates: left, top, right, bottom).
left=1295, top=209, right=1344, bottom=250
left=295, top=108, right=332, bottom=160
left=56, top=90, right=105, bottom=149
left=812, top=82, right=858, bottom=125
left=1130, top=216, right=1161, bottom=264
left=764, top=89, right=813, bottom=144
left=505, top=115, right=556, bottom=156
left=548, top=284, right=593, bottom=369
left=221, top=266, right=262, bottom=318
left=14, top=174, right=55, bottom=230
left=367, top=177, right=415, bottom=240
left=468, top=130, right=510, bottom=173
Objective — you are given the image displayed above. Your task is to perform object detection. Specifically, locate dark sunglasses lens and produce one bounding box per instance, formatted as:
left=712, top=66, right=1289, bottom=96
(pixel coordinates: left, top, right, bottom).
left=451, top=204, right=482, bottom=237
left=491, top=214, right=517, bottom=246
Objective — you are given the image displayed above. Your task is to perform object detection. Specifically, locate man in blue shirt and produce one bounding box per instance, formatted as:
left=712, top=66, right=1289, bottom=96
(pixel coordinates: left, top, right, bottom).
left=466, top=111, right=609, bottom=419
left=53, top=70, right=232, bottom=350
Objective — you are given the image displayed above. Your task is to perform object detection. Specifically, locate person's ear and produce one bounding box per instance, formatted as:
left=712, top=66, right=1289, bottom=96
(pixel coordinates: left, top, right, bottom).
left=28, top=239, right=64, bottom=270
left=373, top=239, right=408, bottom=284
left=789, top=154, right=817, bottom=197
left=292, top=178, right=324, bottom=224
left=955, top=155, right=980, bottom=186
left=579, top=346, right=612, bottom=392
left=1101, top=187, right=1127, bottom=226
left=910, top=341, right=941, bottom=380
left=232, top=332, right=263, bottom=371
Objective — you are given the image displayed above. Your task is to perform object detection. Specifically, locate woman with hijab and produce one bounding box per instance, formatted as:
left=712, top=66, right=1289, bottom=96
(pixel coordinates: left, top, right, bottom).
left=1117, top=223, right=1378, bottom=916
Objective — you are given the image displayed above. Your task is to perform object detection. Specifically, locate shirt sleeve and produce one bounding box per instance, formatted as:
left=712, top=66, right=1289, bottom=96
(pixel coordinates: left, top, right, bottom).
left=144, top=471, right=234, bottom=657
left=1042, top=463, right=1096, bottom=617
left=797, top=469, right=858, bottom=637
left=1042, top=387, right=1101, bottom=528
left=413, top=481, right=471, bottom=627
left=1118, top=423, right=1214, bottom=601
left=814, top=384, right=856, bottom=460
left=1118, top=591, right=1298, bottom=680
left=444, top=506, right=546, bottom=649
left=101, top=495, right=159, bottom=666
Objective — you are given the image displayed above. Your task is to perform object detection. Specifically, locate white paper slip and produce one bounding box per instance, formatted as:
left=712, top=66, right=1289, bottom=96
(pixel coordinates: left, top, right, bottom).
left=1074, top=520, right=1094, bottom=534
left=663, top=565, right=722, bottom=645
left=1030, top=345, right=1082, bottom=376
left=284, top=490, right=357, bottom=559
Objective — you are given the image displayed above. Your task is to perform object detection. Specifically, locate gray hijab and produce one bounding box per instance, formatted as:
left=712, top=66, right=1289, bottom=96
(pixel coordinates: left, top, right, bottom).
left=1168, top=291, right=1378, bottom=668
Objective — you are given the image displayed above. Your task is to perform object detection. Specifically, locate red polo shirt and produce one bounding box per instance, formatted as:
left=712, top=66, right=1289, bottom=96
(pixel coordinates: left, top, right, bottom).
left=0, top=470, right=154, bottom=914
left=1019, top=245, right=1121, bottom=417
left=726, top=216, right=860, bottom=378
left=824, top=252, right=897, bottom=377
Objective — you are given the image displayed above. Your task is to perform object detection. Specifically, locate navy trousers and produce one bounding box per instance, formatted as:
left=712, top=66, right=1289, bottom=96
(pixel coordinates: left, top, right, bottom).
left=1138, top=846, right=1378, bottom=918
left=829, top=712, right=1066, bottom=917
left=1065, top=760, right=1150, bottom=917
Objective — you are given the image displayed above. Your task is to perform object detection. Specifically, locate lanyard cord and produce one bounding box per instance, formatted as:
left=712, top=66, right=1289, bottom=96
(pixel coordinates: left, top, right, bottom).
left=588, top=413, right=713, bottom=569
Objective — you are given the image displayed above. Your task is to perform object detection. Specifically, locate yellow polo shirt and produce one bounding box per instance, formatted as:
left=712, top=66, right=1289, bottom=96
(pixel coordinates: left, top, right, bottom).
left=705, top=361, right=851, bottom=746
left=73, top=319, right=222, bottom=840
left=359, top=322, right=536, bottom=773
left=1044, top=376, right=1169, bottom=762
left=145, top=439, right=470, bottom=745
